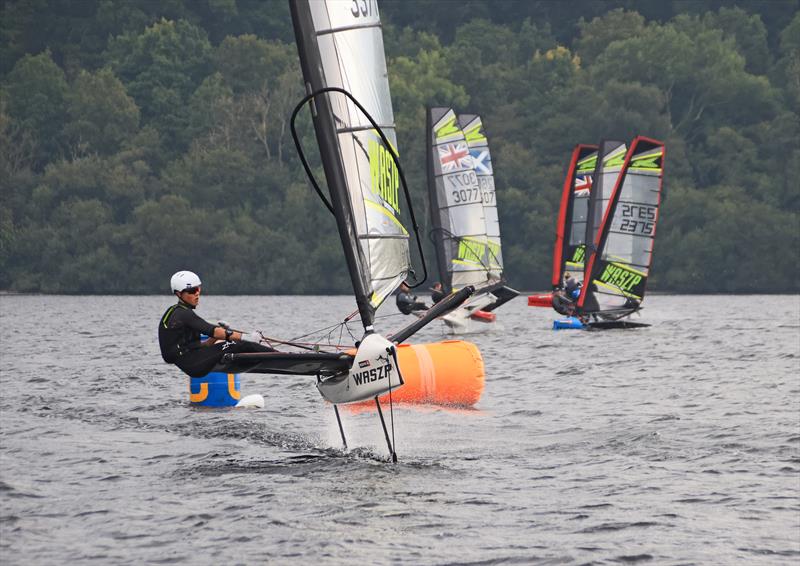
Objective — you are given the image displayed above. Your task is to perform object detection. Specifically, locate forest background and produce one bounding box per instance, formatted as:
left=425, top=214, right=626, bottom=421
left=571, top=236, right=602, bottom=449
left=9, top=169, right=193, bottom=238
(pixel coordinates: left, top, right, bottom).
left=1, top=0, right=798, bottom=294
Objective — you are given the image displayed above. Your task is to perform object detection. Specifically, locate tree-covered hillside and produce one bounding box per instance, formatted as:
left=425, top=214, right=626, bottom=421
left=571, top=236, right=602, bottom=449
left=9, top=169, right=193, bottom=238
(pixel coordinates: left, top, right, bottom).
left=1, top=0, right=798, bottom=294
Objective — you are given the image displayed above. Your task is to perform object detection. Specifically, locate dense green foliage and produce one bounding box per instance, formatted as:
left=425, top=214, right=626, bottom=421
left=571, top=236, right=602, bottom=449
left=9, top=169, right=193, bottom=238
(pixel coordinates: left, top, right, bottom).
left=1, top=0, right=798, bottom=294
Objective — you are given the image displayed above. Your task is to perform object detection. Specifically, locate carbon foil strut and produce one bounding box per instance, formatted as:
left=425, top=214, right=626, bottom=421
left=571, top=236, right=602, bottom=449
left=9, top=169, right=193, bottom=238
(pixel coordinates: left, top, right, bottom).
left=374, top=397, right=397, bottom=463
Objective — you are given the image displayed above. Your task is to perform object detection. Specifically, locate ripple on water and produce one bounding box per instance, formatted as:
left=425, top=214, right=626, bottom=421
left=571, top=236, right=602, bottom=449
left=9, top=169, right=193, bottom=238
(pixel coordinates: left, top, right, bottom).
left=1, top=294, right=798, bottom=564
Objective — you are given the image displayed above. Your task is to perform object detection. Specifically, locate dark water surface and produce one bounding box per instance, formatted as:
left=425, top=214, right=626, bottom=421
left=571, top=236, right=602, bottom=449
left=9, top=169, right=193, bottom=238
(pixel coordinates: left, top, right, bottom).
left=1, top=295, right=798, bottom=565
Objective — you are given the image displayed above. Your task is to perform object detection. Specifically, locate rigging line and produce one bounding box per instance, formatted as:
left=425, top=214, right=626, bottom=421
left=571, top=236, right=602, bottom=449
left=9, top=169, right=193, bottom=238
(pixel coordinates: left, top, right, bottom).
left=289, top=86, right=428, bottom=290
left=291, top=320, right=351, bottom=342
left=289, top=99, right=334, bottom=214
left=374, top=312, right=405, bottom=321
left=429, top=227, right=497, bottom=273
left=290, top=310, right=363, bottom=342
left=387, top=346, right=400, bottom=463
left=255, top=334, right=318, bottom=351
left=344, top=319, right=358, bottom=344
left=336, top=322, right=345, bottom=350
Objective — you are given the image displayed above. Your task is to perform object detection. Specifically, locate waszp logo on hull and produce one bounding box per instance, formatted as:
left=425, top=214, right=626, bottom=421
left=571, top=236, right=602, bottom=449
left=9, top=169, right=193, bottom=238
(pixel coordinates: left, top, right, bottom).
left=352, top=363, right=393, bottom=386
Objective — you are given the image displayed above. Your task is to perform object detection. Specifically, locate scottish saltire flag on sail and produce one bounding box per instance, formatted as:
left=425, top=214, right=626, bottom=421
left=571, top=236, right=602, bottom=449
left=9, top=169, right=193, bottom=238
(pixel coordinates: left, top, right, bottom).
left=427, top=107, right=492, bottom=292
left=293, top=0, right=411, bottom=323
left=470, top=148, right=493, bottom=175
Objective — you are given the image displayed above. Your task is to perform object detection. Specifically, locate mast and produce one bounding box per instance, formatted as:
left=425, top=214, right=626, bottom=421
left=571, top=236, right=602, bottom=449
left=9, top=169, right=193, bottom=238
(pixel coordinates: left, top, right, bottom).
left=552, top=147, right=581, bottom=289
left=290, top=1, right=372, bottom=330
left=426, top=107, right=451, bottom=293
left=290, top=0, right=410, bottom=333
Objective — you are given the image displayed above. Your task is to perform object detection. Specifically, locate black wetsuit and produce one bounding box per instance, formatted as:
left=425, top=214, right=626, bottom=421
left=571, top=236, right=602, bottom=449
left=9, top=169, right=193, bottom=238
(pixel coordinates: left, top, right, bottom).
left=396, top=291, right=427, bottom=315
left=431, top=289, right=446, bottom=304
left=552, top=291, right=575, bottom=316
left=158, top=302, right=274, bottom=377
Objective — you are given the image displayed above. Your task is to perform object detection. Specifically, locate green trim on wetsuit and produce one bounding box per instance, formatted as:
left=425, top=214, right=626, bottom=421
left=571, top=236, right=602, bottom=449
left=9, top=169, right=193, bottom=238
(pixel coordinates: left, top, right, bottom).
left=158, top=301, right=217, bottom=364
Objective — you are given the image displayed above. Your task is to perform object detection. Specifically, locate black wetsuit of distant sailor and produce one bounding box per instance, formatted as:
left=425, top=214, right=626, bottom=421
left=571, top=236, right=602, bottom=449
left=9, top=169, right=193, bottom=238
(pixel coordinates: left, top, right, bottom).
left=158, top=301, right=274, bottom=377
left=396, top=290, right=427, bottom=315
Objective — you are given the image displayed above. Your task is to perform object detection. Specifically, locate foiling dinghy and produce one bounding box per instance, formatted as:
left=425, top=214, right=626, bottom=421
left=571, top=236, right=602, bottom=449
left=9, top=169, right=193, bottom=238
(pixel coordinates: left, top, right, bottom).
left=219, top=0, right=477, bottom=460
left=563, top=137, right=666, bottom=330
left=426, top=107, right=518, bottom=333
left=528, top=143, right=598, bottom=311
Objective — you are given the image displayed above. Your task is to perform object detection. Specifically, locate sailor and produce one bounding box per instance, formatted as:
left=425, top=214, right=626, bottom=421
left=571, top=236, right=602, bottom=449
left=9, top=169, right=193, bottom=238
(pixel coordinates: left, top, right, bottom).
left=396, top=282, right=428, bottom=315
left=552, top=289, right=575, bottom=316
left=430, top=282, right=446, bottom=304
left=158, top=271, right=276, bottom=377
left=564, top=273, right=581, bottom=300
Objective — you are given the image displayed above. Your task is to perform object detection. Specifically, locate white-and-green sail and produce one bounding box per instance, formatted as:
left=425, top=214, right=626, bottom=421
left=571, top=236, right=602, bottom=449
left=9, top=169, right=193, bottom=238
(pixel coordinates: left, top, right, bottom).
left=292, top=0, right=410, bottom=328
left=427, top=107, right=493, bottom=292
left=458, top=113, right=504, bottom=282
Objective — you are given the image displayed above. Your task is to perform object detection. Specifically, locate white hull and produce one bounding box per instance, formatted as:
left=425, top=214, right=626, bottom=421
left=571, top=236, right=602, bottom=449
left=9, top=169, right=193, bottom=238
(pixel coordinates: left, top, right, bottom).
left=442, top=293, right=495, bottom=334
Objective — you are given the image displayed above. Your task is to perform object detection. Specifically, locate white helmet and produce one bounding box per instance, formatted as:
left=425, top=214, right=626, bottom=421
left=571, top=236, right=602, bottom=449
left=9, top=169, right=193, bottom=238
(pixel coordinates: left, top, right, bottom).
left=170, top=271, right=202, bottom=293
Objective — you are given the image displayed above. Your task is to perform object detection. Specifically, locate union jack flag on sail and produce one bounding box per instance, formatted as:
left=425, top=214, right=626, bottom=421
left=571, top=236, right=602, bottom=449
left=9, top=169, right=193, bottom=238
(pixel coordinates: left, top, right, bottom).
left=438, top=142, right=472, bottom=173
left=574, top=174, right=592, bottom=194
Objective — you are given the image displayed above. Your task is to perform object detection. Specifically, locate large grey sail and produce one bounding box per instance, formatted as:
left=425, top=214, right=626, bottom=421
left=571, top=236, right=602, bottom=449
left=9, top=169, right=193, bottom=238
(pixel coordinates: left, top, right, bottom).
left=293, top=0, right=410, bottom=326
left=428, top=107, right=491, bottom=292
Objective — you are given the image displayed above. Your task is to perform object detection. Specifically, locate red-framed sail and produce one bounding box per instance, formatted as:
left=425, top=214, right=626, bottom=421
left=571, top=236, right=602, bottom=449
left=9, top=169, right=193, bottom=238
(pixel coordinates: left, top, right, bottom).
left=577, top=136, right=666, bottom=316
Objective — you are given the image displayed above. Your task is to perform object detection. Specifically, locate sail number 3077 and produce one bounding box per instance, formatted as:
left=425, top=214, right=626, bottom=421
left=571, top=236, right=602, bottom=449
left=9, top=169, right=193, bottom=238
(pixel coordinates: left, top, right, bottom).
left=446, top=171, right=481, bottom=205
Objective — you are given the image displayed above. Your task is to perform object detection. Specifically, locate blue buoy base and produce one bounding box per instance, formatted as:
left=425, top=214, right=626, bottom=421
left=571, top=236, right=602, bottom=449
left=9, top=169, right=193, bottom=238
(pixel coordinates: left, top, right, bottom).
left=553, top=317, right=584, bottom=330
left=189, top=372, right=241, bottom=407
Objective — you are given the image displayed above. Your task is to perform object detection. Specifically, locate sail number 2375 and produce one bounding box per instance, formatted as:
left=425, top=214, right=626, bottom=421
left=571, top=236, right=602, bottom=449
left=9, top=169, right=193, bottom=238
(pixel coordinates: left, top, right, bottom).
left=617, top=203, right=656, bottom=236
left=351, top=0, right=377, bottom=17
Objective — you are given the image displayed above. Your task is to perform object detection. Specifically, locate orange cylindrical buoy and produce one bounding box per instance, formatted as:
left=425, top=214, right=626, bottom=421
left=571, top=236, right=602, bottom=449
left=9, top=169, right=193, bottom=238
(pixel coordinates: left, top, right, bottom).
left=528, top=293, right=553, bottom=307
left=375, top=340, right=485, bottom=407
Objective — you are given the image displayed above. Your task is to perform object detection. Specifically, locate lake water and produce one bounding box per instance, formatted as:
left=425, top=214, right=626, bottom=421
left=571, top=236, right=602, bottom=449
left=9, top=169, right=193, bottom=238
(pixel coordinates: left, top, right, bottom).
left=1, top=294, right=798, bottom=565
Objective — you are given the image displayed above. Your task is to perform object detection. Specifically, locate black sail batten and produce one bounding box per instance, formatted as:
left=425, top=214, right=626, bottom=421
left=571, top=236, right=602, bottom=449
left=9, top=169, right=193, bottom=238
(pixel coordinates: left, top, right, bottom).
left=427, top=107, right=453, bottom=294
left=291, top=0, right=373, bottom=330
